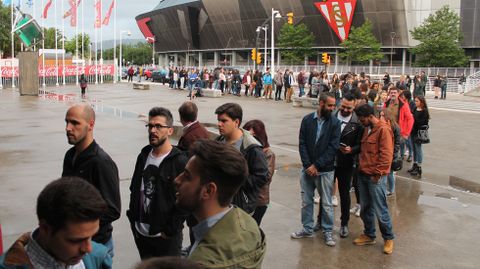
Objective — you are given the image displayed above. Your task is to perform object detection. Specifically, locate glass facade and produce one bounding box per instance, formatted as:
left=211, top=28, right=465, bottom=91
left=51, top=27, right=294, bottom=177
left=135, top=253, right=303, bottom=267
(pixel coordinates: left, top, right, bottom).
left=136, top=0, right=479, bottom=54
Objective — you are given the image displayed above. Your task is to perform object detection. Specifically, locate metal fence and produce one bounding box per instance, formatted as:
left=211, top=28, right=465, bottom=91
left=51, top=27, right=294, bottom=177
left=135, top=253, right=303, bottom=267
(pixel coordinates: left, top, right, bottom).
left=1, top=73, right=114, bottom=89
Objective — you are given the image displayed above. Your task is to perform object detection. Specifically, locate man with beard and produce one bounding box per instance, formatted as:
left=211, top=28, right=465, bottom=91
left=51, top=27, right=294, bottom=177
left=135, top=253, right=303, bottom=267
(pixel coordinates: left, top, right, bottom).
left=127, top=107, right=188, bottom=259
left=314, top=94, right=363, bottom=238
left=62, top=104, right=120, bottom=257
left=353, top=104, right=395, bottom=254
left=174, top=140, right=266, bottom=268
left=292, top=93, right=341, bottom=247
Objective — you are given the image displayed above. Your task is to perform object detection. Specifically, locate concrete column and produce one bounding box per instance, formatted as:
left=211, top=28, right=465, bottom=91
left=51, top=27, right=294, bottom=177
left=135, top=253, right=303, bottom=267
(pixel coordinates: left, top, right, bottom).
left=304, top=55, right=308, bottom=70
left=402, top=48, right=406, bottom=75
left=174, top=53, right=178, bottom=67
left=165, top=54, right=170, bottom=67
left=198, top=52, right=203, bottom=68
left=214, top=51, right=219, bottom=66
left=231, top=51, right=237, bottom=66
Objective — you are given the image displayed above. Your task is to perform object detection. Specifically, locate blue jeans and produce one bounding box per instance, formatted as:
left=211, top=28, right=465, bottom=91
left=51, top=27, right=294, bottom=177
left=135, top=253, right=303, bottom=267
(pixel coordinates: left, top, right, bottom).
left=103, top=237, right=115, bottom=258
left=299, top=85, right=305, bottom=97
left=400, top=137, right=412, bottom=158
left=357, top=173, right=395, bottom=240
left=387, top=170, right=395, bottom=193
left=413, top=142, right=423, bottom=164
left=300, top=170, right=335, bottom=234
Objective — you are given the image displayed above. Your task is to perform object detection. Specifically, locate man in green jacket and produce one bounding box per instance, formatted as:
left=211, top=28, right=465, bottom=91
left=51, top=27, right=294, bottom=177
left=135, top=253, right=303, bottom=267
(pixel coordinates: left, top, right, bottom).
left=174, top=140, right=266, bottom=269
left=0, top=177, right=112, bottom=269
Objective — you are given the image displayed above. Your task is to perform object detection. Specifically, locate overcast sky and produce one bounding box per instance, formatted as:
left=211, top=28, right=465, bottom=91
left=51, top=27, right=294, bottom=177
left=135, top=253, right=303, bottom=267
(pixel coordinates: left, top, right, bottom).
left=17, top=0, right=154, bottom=41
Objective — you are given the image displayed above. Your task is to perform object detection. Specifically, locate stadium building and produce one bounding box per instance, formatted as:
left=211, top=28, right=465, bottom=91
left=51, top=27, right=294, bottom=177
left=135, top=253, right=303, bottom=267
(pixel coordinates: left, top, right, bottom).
left=136, top=0, right=480, bottom=69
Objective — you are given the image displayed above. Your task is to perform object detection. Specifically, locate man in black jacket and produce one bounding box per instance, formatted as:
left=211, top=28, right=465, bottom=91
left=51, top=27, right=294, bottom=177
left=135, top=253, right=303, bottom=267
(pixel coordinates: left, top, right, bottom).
left=62, top=103, right=121, bottom=258
left=315, top=94, right=363, bottom=238
left=214, top=103, right=268, bottom=214
left=127, top=107, right=188, bottom=259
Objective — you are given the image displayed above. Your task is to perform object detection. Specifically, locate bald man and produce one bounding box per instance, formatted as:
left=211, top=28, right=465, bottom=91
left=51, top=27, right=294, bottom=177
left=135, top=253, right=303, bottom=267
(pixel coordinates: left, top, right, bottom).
left=62, top=103, right=121, bottom=258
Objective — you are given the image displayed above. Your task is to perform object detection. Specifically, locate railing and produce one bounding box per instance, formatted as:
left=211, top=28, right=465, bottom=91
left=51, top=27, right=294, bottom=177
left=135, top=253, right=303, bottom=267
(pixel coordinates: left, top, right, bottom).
left=465, top=71, right=480, bottom=93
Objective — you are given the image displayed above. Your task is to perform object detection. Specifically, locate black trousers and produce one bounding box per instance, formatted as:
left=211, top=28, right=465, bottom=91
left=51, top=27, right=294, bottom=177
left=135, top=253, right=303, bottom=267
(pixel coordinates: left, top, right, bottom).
left=131, top=224, right=182, bottom=260
left=275, top=85, right=283, bottom=100
left=252, top=205, right=268, bottom=225
left=335, top=166, right=354, bottom=227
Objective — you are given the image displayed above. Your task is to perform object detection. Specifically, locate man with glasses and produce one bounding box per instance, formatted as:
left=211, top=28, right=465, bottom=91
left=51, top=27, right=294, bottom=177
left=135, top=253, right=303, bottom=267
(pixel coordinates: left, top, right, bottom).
left=127, top=107, right=188, bottom=259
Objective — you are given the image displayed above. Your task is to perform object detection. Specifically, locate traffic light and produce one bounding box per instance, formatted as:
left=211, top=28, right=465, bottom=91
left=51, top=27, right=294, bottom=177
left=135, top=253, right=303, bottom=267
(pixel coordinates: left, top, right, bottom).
left=287, top=12, right=293, bottom=25
left=251, top=48, right=257, bottom=60
left=256, top=52, right=262, bottom=64
left=322, top=53, right=328, bottom=64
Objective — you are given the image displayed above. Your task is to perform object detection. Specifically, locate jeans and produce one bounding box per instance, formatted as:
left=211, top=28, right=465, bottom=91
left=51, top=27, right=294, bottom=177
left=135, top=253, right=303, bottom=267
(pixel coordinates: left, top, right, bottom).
left=387, top=170, right=395, bottom=194
left=300, top=170, right=335, bottom=234
left=400, top=136, right=413, bottom=158
left=441, top=87, right=447, bottom=99
left=103, top=237, right=115, bottom=258
left=357, top=173, right=395, bottom=240
left=299, top=85, right=305, bottom=97
left=413, top=142, right=423, bottom=164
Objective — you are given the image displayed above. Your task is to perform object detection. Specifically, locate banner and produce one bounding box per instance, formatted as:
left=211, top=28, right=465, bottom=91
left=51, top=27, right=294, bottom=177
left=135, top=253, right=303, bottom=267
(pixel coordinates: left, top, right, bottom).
left=42, top=0, right=53, bottom=19
left=102, top=0, right=114, bottom=25
left=0, top=64, right=115, bottom=78
left=314, top=0, right=357, bottom=42
left=63, top=0, right=81, bottom=19
left=94, top=0, right=101, bottom=28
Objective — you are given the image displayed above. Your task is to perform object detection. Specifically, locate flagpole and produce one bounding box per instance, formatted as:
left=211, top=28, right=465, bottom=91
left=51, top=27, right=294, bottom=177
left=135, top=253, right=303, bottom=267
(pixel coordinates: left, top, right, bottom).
left=62, top=0, right=65, bottom=85
left=100, top=0, right=103, bottom=84
left=95, top=0, right=98, bottom=84
left=82, top=0, right=85, bottom=70
left=11, top=1, right=16, bottom=88
left=113, top=0, right=117, bottom=83
left=75, top=0, right=79, bottom=85
left=42, top=0, right=45, bottom=88
left=33, top=0, right=36, bottom=51
left=55, top=0, right=59, bottom=86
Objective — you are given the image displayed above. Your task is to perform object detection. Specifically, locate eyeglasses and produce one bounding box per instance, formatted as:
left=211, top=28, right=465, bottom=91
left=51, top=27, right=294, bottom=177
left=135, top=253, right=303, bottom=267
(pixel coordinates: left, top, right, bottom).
left=145, top=124, right=171, bottom=130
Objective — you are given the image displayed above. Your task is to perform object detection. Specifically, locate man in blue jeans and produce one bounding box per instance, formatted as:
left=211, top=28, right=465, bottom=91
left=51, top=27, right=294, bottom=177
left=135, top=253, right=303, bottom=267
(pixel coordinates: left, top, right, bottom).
left=291, top=93, right=341, bottom=247
left=354, top=104, right=395, bottom=254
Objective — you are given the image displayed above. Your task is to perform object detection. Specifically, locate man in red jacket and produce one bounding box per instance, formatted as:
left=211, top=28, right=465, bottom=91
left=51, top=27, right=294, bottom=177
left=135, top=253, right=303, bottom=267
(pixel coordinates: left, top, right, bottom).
left=177, top=101, right=210, bottom=152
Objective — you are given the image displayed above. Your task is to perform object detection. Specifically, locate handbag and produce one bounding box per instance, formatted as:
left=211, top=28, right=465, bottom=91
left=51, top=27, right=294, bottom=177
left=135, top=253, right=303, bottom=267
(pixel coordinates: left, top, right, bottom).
left=414, top=125, right=430, bottom=144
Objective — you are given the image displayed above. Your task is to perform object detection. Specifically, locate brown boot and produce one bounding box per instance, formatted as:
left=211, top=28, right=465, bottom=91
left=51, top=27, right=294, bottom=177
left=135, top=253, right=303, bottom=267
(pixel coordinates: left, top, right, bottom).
left=384, top=239, right=394, bottom=254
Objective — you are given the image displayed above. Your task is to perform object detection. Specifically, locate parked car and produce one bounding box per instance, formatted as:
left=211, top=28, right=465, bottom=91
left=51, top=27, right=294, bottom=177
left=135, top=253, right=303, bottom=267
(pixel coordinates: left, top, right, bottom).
left=152, top=68, right=168, bottom=83
left=121, top=68, right=128, bottom=79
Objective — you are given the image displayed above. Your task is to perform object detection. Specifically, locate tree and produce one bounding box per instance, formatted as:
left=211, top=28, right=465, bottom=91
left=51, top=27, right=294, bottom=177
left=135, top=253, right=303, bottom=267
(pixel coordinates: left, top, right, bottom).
left=410, top=5, right=469, bottom=67
left=65, top=34, right=91, bottom=58
left=339, top=19, right=383, bottom=65
left=277, top=23, right=315, bottom=65
left=0, top=3, right=21, bottom=57
left=43, top=27, right=63, bottom=49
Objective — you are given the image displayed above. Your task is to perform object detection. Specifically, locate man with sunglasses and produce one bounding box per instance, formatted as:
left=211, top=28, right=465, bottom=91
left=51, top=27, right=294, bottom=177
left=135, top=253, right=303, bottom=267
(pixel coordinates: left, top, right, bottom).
left=127, top=107, right=188, bottom=259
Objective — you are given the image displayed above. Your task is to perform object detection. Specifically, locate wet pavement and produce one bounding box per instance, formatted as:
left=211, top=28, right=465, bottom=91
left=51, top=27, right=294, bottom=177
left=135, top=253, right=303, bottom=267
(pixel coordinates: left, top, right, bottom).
left=1, top=83, right=480, bottom=268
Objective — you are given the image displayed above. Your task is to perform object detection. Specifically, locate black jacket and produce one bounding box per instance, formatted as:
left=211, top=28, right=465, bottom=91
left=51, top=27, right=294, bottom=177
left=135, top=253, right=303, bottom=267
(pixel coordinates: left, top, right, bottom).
left=126, top=145, right=188, bottom=237
left=62, top=140, right=121, bottom=244
left=299, top=112, right=341, bottom=172
left=216, top=130, right=268, bottom=213
left=335, top=112, right=363, bottom=168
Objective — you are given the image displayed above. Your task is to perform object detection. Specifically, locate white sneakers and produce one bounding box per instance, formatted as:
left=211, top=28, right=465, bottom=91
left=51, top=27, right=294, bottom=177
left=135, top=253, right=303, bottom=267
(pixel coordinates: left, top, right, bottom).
left=350, top=204, right=361, bottom=217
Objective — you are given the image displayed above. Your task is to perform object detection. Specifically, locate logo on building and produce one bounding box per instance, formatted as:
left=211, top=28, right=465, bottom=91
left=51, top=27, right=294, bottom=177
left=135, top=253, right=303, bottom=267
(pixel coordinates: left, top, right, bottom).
left=314, top=0, right=357, bottom=41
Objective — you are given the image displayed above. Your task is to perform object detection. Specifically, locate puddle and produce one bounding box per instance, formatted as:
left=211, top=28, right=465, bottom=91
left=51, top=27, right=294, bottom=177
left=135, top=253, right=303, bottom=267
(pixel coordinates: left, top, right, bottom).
left=449, top=176, right=480, bottom=194
left=418, top=194, right=480, bottom=220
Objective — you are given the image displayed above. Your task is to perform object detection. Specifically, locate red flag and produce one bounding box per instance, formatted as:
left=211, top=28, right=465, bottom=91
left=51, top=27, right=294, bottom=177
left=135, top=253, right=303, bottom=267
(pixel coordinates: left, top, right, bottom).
left=63, top=0, right=81, bottom=19
left=42, top=0, right=53, bottom=19
left=102, top=0, right=115, bottom=25
left=94, top=0, right=102, bottom=28
left=69, top=0, right=78, bottom=27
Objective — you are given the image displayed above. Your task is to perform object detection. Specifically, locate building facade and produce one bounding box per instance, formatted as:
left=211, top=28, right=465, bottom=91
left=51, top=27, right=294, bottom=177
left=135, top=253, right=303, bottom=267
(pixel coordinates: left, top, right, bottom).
left=136, top=0, right=480, bottom=68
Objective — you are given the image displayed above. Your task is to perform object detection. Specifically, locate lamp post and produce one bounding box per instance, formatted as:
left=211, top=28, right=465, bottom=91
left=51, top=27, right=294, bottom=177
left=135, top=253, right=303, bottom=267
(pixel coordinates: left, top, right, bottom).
left=271, top=8, right=281, bottom=74
left=119, top=30, right=131, bottom=82
left=390, top=31, right=396, bottom=69
left=146, top=36, right=155, bottom=67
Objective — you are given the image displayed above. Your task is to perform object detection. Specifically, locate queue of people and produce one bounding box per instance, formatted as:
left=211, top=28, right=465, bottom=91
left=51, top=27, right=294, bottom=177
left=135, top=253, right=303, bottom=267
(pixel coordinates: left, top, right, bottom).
left=0, top=69, right=432, bottom=268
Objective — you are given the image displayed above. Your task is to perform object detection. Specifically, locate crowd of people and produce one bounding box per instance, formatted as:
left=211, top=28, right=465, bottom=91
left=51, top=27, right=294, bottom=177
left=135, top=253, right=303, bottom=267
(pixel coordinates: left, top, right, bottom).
left=1, top=68, right=432, bottom=268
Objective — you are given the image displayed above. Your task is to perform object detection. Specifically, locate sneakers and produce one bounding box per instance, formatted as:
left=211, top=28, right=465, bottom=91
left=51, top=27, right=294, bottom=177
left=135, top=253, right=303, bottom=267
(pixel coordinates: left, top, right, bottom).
left=313, top=223, right=322, bottom=233
left=387, top=191, right=394, bottom=197
left=353, top=234, right=376, bottom=246
left=350, top=204, right=361, bottom=217
left=332, top=196, right=338, bottom=207
left=291, top=230, right=314, bottom=239
left=384, top=240, right=394, bottom=254
left=324, top=232, right=336, bottom=247
left=339, top=226, right=349, bottom=238
left=407, top=156, right=412, bottom=162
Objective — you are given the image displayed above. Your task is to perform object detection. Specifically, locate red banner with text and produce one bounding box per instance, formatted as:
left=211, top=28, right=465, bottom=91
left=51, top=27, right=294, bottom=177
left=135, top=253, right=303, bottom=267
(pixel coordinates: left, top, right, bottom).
left=0, top=65, right=115, bottom=78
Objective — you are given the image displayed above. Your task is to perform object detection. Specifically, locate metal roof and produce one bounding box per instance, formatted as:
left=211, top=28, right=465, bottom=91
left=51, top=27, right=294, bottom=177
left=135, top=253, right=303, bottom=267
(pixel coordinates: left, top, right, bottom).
left=153, top=0, right=200, bottom=10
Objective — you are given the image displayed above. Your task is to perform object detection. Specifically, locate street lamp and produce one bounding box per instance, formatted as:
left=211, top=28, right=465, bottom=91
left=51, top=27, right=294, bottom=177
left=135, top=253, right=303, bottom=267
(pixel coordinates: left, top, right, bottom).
left=119, top=30, right=131, bottom=82
left=390, top=31, right=396, bottom=69
left=271, top=8, right=281, bottom=74
left=146, top=36, right=155, bottom=67
left=256, top=26, right=268, bottom=72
